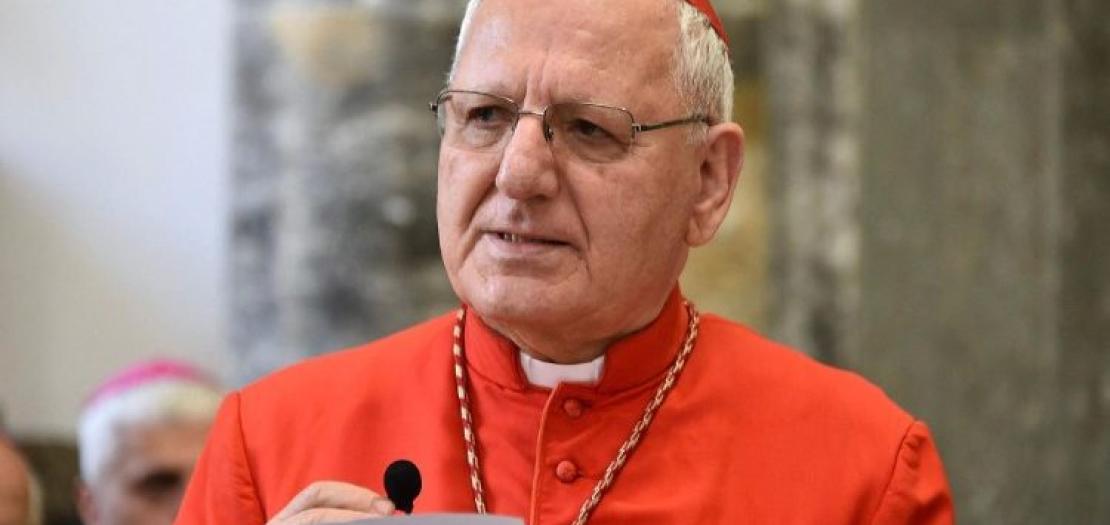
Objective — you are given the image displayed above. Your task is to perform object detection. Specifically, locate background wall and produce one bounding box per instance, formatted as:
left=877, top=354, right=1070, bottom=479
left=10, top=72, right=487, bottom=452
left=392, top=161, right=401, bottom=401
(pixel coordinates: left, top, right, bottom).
left=0, top=0, right=230, bottom=437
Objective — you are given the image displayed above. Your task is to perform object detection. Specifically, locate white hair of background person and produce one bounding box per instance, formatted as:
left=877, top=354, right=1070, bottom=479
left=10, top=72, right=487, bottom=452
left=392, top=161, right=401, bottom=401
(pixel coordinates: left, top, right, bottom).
left=77, top=380, right=222, bottom=484
left=450, top=0, right=735, bottom=125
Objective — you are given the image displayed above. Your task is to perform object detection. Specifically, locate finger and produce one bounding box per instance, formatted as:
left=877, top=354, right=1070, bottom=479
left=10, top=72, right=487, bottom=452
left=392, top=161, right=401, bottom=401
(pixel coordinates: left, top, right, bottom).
left=282, top=508, right=380, bottom=525
left=273, top=481, right=394, bottom=520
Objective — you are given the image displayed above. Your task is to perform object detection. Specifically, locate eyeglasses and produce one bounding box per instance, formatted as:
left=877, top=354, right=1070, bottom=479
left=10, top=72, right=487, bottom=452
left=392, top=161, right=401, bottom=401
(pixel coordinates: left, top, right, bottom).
left=429, top=89, right=711, bottom=164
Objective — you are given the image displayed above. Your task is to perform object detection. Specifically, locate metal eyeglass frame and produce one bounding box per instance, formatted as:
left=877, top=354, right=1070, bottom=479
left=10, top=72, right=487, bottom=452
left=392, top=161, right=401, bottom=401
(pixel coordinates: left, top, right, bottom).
left=428, top=88, right=713, bottom=145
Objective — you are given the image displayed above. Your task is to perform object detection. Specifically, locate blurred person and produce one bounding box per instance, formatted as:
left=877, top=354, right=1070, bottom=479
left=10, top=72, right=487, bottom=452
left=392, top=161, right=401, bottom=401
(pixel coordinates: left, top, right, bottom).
left=179, top=0, right=953, bottom=523
left=0, top=432, right=42, bottom=525
left=76, top=361, right=221, bottom=525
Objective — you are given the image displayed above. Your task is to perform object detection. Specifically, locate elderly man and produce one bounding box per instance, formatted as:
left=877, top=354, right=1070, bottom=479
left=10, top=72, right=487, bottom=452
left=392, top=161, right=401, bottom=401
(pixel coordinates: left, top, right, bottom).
left=0, top=435, right=41, bottom=525
left=77, top=360, right=222, bottom=525
left=178, top=0, right=953, bottom=523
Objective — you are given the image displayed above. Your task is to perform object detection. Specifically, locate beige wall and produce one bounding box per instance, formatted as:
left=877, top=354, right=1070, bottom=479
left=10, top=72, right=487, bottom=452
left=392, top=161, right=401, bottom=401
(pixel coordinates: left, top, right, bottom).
left=0, top=0, right=230, bottom=437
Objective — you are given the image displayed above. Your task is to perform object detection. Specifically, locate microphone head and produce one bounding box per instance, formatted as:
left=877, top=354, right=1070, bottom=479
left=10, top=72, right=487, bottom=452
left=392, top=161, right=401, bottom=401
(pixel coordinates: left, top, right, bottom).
left=383, top=459, right=422, bottom=514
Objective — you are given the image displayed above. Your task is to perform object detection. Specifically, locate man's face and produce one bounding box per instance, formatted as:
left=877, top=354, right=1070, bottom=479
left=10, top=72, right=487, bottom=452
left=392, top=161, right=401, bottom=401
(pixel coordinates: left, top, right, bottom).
left=438, top=0, right=706, bottom=357
left=79, top=420, right=209, bottom=525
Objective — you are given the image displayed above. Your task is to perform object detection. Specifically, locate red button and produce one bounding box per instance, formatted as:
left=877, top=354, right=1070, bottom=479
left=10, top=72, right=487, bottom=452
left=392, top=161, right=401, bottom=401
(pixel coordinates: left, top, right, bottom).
left=555, top=460, right=579, bottom=483
left=562, top=398, right=584, bottom=418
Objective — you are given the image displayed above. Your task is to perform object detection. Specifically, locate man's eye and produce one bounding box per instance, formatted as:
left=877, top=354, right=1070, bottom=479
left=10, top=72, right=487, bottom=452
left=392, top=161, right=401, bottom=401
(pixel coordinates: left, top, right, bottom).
left=131, top=470, right=184, bottom=499
left=569, top=119, right=617, bottom=142
left=466, top=106, right=510, bottom=125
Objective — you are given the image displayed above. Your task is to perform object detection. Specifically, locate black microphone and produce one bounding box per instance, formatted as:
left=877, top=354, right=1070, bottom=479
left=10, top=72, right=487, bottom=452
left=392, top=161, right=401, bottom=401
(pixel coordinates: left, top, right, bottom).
left=383, top=459, right=422, bottom=514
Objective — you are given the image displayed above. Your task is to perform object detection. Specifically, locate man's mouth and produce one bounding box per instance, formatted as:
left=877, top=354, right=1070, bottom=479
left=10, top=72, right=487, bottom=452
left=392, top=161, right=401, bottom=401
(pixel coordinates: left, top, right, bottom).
left=492, top=232, right=567, bottom=246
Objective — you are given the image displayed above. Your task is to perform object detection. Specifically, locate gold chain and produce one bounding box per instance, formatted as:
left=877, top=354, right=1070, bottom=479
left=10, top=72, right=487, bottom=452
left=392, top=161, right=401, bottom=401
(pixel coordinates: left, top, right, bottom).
left=452, top=309, right=488, bottom=514
left=452, top=303, right=701, bottom=524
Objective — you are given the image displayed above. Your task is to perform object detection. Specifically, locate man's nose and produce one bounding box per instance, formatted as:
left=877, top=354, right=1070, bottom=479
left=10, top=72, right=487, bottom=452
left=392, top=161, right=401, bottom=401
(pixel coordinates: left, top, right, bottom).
left=495, top=113, right=559, bottom=201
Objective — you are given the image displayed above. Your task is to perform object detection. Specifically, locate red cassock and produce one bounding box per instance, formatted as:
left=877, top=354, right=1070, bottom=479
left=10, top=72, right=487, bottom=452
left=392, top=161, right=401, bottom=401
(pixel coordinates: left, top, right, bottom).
left=176, top=290, right=954, bottom=524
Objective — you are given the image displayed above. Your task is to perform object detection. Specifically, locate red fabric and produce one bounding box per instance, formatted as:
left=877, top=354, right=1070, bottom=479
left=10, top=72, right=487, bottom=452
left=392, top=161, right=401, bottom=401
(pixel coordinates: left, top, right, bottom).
left=176, top=290, right=953, bottom=524
left=685, top=0, right=729, bottom=46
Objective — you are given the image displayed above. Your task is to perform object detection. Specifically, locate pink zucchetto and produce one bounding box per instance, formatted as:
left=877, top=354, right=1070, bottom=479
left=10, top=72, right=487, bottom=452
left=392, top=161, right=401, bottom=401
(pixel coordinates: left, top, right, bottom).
left=82, top=359, right=215, bottom=409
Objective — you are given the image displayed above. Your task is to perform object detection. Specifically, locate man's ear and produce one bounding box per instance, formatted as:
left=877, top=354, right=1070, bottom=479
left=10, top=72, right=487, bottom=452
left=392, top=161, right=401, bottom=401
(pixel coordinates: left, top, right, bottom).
left=686, top=122, right=744, bottom=246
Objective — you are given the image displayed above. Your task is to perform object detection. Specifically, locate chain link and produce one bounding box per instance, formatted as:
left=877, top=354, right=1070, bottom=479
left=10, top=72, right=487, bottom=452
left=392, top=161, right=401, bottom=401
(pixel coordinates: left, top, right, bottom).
left=452, top=309, right=487, bottom=514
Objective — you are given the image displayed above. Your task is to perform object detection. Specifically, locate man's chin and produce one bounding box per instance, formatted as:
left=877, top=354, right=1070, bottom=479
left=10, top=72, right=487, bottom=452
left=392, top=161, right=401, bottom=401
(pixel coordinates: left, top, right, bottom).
left=464, top=279, right=584, bottom=326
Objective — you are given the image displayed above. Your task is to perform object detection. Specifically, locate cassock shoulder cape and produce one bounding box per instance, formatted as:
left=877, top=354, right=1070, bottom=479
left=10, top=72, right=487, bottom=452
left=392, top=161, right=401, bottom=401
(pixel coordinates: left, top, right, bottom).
left=177, top=291, right=953, bottom=524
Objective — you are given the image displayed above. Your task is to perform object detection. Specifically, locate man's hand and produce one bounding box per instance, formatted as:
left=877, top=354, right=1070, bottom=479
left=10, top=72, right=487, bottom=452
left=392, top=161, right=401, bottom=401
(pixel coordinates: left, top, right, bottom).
left=266, top=481, right=396, bottom=525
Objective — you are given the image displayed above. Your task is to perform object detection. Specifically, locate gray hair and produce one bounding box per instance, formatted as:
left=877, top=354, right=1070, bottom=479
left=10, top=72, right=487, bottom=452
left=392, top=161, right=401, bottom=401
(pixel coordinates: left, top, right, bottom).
left=449, top=0, right=734, bottom=123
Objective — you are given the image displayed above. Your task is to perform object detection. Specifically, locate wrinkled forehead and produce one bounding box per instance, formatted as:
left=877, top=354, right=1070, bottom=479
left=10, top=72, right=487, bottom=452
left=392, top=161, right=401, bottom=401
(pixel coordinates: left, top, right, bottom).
left=454, top=0, right=680, bottom=110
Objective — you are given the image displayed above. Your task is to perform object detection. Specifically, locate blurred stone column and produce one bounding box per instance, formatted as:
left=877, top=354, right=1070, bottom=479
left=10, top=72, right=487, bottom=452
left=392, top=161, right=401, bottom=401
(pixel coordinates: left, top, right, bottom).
left=855, top=0, right=1065, bottom=519
left=854, top=0, right=1110, bottom=521
left=1057, top=0, right=1110, bottom=519
left=764, top=0, right=862, bottom=364
left=231, top=0, right=462, bottom=384
left=766, top=0, right=1109, bottom=522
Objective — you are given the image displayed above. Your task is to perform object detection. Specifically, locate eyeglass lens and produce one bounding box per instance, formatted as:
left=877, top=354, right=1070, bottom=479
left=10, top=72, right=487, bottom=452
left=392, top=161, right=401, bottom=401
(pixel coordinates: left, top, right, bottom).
left=435, top=91, right=635, bottom=163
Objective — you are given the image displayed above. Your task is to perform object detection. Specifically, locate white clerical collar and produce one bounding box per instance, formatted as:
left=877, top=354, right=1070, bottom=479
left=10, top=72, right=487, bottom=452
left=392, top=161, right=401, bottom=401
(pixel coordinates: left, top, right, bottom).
left=519, top=350, right=605, bottom=388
